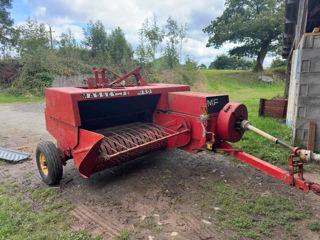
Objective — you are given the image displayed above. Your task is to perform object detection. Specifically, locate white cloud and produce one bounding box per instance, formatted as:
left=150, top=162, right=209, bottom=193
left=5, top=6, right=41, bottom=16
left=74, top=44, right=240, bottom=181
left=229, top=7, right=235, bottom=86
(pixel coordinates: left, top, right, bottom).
left=34, top=6, right=46, bottom=17
left=18, top=0, right=275, bottom=67
left=51, top=24, right=84, bottom=41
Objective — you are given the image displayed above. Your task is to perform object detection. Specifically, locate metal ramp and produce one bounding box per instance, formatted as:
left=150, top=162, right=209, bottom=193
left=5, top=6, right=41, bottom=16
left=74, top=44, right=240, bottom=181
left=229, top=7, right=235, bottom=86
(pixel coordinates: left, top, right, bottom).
left=0, top=147, right=30, bottom=162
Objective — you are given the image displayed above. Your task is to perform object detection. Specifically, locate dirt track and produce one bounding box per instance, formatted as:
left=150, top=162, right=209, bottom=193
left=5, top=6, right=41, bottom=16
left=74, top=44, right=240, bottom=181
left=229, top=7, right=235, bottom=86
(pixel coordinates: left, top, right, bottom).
left=0, top=102, right=320, bottom=240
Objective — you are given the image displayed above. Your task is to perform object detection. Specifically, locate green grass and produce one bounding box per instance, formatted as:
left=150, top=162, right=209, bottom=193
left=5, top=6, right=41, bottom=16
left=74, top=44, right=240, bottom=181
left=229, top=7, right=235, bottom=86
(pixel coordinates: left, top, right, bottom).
left=0, top=92, right=44, bottom=103
left=197, top=181, right=312, bottom=239
left=134, top=220, right=163, bottom=232
left=0, top=180, right=100, bottom=240
left=307, top=221, right=320, bottom=234
left=201, top=70, right=292, bottom=165
left=113, top=229, right=131, bottom=240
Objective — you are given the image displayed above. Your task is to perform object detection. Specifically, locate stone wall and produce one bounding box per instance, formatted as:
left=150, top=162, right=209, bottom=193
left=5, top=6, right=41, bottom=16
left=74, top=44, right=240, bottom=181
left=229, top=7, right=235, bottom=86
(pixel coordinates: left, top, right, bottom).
left=52, top=74, right=92, bottom=87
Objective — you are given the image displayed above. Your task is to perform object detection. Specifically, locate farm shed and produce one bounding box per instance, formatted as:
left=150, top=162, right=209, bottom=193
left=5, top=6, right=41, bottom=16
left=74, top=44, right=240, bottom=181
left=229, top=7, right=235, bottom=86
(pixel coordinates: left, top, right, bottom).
left=283, top=0, right=320, bottom=152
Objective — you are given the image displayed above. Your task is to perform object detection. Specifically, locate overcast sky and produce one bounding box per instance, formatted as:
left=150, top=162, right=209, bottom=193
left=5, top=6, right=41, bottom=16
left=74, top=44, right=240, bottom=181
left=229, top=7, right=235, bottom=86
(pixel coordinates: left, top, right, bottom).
left=10, top=0, right=274, bottom=67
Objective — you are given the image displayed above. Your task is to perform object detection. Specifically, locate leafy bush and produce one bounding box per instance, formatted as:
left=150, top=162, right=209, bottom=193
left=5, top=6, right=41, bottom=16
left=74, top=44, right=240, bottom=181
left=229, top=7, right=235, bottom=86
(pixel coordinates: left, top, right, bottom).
left=184, top=57, right=198, bottom=71
left=0, top=59, right=21, bottom=86
left=271, top=58, right=286, bottom=68
left=209, top=55, right=254, bottom=70
left=198, top=64, right=207, bottom=69
left=10, top=71, right=53, bottom=96
left=271, top=66, right=286, bottom=75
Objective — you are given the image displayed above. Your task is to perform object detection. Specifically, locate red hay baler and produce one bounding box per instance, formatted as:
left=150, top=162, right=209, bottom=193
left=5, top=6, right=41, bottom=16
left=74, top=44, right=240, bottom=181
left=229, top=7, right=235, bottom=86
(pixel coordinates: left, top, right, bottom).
left=36, top=66, right=320, bottom=196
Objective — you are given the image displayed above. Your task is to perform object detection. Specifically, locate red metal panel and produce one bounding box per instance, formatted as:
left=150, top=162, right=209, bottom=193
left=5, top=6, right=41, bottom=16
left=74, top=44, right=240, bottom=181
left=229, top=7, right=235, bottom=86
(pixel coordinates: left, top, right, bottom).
left=46, top=88, right=79, bottom=126
left=153, top=112, right=191, bottom=149
left=45, top=115, right=78, bottom=152
left=156, top=111, right=209, bottom=153
left=168, top=92, right=228, bottom=116
left=72, top=129, right=104, bottom=178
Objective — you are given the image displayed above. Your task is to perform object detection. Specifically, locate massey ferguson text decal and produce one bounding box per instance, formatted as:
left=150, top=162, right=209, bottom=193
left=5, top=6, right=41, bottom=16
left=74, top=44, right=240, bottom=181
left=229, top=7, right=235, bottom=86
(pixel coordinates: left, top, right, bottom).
left=81, top=91, right=130, bottom=99
left=137, top=89, right=152, bottom=95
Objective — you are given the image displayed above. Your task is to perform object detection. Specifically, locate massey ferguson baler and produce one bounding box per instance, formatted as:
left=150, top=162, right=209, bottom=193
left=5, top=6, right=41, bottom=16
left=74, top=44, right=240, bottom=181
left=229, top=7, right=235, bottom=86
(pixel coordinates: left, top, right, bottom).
left=36, top=66, right=320, bottom=196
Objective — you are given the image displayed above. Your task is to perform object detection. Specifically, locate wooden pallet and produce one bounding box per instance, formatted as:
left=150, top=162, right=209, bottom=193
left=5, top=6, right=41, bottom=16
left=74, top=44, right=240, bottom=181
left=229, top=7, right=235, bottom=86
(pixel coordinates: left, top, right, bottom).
left=259, top=98, right=288, bottom=118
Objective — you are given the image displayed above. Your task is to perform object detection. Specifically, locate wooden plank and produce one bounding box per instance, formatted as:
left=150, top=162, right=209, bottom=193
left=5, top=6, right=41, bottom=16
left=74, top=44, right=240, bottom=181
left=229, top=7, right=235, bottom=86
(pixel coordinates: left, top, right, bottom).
left=264, top=102, right=287, bottom=108
left=264, top=112, right=283, bottom=118
left=307, top=122, right=316, bottom=152
left=259, top=99, right=265, bottom=116
left=265, top=99, right=287, bottom=104
left=264, top=108, right=286, bottom=114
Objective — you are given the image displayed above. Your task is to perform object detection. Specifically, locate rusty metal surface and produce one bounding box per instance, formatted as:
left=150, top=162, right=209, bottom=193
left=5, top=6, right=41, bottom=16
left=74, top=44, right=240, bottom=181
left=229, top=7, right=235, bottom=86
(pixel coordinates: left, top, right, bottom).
left=0, top=147, right=30, bottom=162
left=94, top=122, right=186, bottom=171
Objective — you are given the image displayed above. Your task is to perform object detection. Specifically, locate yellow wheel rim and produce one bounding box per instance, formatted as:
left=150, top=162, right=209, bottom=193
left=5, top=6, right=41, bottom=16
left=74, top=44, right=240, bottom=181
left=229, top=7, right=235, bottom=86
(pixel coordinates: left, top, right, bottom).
left=39, top=153, right=48, bottom=176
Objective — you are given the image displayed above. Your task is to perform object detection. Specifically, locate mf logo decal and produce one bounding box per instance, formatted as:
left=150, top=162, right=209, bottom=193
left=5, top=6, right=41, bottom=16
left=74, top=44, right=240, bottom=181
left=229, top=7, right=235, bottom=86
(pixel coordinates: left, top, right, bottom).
left=137, top=89, right=152, bottom=95
left=81, top=91, right=130, bottom=99
left=207, top=98, right=219, bottom=107
left=206, top=95, right=229, bottom=113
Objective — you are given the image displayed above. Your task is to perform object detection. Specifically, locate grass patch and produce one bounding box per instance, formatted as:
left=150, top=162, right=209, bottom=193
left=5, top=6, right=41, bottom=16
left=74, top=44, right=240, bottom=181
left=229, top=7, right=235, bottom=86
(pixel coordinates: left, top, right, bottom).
left=0, top=180, right=100, bottom=240
left=0, top=92, right=44, bottom=103
left=24, top=172, right=33, bottom=179
left=201, top=70, right=291, bottom=165
left=198, top=181, right=312, bottom=239
left=31, top=188, right=60, bottom=204
left=134, top=220, right=163, bottom=232
left=307, top=221, right=320, bottom=233
left=113, top=229, right=131, bottom=240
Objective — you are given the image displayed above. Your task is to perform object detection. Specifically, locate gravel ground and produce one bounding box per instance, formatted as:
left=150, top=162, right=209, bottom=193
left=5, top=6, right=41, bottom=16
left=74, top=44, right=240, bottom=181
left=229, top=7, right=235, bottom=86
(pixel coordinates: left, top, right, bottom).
left=0, top=102, right=320, bottom=240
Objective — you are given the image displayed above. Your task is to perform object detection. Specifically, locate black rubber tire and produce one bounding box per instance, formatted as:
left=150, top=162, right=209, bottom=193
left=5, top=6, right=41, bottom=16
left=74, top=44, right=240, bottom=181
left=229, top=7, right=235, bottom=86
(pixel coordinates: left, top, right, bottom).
left=36, top=141, right=63, bottom=185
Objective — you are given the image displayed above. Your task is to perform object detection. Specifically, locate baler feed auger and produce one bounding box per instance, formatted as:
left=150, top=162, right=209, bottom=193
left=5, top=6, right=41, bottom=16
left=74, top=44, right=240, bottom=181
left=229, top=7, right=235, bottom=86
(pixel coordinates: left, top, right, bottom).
left=36, top=66, right=320, bottom=197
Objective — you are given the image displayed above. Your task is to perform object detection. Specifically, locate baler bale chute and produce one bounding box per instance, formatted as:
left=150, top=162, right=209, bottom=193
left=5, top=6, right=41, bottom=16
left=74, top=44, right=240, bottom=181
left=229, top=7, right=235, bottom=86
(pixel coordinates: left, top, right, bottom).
left=36, top=66, right=320, bottom=196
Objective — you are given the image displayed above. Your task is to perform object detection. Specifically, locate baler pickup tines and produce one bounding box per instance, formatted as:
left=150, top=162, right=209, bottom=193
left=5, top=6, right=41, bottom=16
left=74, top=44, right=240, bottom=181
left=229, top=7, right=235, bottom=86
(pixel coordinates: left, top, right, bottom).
left=95, top=123, right=188, bottom=170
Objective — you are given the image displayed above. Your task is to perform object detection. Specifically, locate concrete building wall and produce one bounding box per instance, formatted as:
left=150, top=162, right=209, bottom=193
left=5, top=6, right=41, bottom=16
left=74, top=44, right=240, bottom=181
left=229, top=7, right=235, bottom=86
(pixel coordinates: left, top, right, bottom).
left=287, top=34, right=320, bottom=151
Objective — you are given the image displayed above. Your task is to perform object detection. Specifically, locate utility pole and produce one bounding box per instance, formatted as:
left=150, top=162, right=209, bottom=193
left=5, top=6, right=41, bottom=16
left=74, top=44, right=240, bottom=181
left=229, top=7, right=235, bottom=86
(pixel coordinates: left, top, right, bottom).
left=49, top=25, right=54, bottom=49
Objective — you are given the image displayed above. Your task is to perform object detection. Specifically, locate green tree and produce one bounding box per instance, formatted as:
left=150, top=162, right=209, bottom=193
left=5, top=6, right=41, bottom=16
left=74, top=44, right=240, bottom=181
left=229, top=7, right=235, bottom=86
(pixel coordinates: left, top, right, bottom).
left=177, top=23, right=188, bottom=61
left=59, top=28, right=76, bottom=48
left=136, top=30, right=149, bottom=64
left=58, top=28, right=79, bottom=60
left=83, top=20, right=108, bottom=57
left=136, top=16, right=164, bottom=65
left=14, top=19, right=55, bottom=96
left=184, top=56, right=198, bottom=71
left=271, top=58, right=286, bottom=68
left=17, top=18, right=49, bottom=57
left=0, top=0, right=16, bottom=58
left=107, top=27, right=133, bottom=65
left=198, top=64, right=207, bottom=69
left=209, top=54, right=254, bottom=70
left=164, top=17, right=179, bottom=69
left=203, top=0, right=284, bottom=71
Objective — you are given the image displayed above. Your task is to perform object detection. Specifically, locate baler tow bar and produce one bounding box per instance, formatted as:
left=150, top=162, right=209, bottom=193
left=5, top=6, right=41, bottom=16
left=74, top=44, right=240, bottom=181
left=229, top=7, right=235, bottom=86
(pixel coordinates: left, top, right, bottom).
left=216, top=120, right=320, bottom=196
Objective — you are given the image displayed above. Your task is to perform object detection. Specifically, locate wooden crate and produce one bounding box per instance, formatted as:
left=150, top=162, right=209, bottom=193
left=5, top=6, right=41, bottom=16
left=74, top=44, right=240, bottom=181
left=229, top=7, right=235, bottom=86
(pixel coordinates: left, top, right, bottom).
left=259, top=99, right=288, bottom=118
